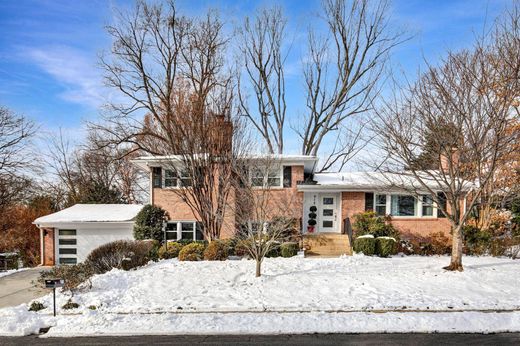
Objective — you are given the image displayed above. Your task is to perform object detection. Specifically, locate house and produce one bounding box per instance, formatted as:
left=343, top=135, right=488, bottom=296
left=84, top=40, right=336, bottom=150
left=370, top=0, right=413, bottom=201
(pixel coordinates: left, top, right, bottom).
left=34, top=204, right=144, bottom=265
left=132, top=154, right=465, bottom=255
left=34, top=155, right=467, bottom=264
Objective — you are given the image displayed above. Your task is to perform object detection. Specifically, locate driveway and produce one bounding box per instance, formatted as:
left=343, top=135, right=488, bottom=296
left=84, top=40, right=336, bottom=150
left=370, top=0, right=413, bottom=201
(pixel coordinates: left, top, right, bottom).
left=0, top=267, right=50, bottom=308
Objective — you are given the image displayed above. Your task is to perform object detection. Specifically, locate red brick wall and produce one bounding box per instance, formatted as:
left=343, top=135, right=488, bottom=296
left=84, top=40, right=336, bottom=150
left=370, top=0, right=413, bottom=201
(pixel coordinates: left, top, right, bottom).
left=42, top=228, right=55, bottom=266
left=340, top=192, right=453, bottom=237
left=151, top=165, right=305, bottom=239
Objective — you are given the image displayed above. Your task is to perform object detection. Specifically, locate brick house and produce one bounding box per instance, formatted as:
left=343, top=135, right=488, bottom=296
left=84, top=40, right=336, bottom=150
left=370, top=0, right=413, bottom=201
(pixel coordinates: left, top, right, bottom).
left=132, top=155, right=465, bottom=254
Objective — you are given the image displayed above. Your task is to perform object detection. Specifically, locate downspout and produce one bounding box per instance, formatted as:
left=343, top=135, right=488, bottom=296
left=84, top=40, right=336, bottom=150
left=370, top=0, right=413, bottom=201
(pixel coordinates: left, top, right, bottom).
left=39, top=226, right=44, bottom=266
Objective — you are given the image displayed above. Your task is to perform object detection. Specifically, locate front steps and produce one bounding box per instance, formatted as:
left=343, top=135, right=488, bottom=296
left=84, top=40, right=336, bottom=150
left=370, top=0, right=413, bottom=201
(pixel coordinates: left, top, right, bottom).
left=303, top=233, right=352, bottom=257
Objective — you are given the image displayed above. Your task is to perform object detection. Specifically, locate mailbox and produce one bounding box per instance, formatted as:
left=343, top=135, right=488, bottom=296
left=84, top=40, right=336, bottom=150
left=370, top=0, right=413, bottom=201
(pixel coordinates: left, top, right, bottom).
left=45, top=279, right=65, bottom=289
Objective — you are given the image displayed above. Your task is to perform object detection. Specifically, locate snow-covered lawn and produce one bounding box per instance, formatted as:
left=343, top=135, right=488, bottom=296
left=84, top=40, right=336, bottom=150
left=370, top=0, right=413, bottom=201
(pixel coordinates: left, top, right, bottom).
left=0, top=255, right=518, bottom=336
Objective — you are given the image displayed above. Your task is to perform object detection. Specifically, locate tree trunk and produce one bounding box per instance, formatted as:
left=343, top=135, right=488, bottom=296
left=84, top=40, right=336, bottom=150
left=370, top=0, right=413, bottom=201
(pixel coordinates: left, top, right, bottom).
left=444, top=224, right=464, bottom=271
left=255, top=259, right=262, bottom=277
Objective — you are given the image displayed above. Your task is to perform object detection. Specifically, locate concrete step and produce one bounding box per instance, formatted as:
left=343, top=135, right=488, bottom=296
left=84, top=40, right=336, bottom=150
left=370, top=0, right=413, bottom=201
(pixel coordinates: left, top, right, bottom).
left=303, top=233, right=352, bottom=257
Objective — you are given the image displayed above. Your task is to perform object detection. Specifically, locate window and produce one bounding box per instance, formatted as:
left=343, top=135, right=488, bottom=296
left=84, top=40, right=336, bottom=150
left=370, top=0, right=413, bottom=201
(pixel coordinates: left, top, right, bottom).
left=166, top=221, right=203, bottom=241
left=323, top=197, right=334, bottom=205
left=322, top=220, right=333, bottom=228
left=251, top=168, right=265, bottom=187
left=179, top=170, right=192, bottom=187
left=375, top=194, right=387, bottom=215
left=59, top=239, right=77, bottom=245
left=59, top=229, right=76, bottom=236
left=165, top=222, right=178, bottom=240
left=59, top=258, right=77, bottom=265
left=164, top=169, right=177, bottom=188
left=59, top=248, right=77, bottom=255
left=422, top=195, right=434, bottom=216
left=323, top=209, right=333, bottom=216
left=152, top=167, right=162, bottom=188
left=391, top=195, right=416, bottom=216
left=267, top=168, right=281, bottom=187
left=250, top=166, right=281, bottom=187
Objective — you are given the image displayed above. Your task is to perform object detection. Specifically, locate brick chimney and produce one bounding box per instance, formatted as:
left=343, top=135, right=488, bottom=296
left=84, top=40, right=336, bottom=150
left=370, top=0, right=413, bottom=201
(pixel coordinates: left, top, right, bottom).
left=440, top=147, right=459, bottom=172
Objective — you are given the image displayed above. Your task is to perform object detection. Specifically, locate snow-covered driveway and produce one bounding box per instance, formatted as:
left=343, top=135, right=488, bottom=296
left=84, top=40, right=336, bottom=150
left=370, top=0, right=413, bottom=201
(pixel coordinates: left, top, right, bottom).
left=0, top=255, right=519, bottom=336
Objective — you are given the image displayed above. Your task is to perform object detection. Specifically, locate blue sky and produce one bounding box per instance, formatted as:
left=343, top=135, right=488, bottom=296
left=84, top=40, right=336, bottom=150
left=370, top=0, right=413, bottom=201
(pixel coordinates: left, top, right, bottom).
left=0, top=0, right=511, bottom=150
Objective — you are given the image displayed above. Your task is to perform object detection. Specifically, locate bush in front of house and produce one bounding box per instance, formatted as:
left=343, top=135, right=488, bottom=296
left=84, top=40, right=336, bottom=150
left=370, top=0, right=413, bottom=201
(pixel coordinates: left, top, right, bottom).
left=397, top=232, right=451, bottom=255
left=203, top=240, right=229, bottom=261
left=39, top=262, right=94, bottom=294
left=178, top=242, right=205, bottom=261
left=86, top=240, right=155, bottom=274
left=280, top=242, right=299, bottom=258
left=133, top=204, right=168, bottom=243
left=158, top=241, right=184, bottom=259
left=463, top=225, right=492, bottom=255
left=234, top=239, right=251, bottom=257
left=353, top=235, right=376, bottom=255
left=375, top=237, right=397, bottom=257
left=352, top=211, right=400, bottom=240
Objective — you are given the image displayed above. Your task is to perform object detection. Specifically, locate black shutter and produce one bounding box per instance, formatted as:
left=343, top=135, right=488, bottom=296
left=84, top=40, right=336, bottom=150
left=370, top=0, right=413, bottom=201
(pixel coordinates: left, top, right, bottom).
left=437, top=192, right=447, bottom=218
left=152, top=167, right=162, bottom=188
left=365, top=192, right=374, bottom=211
left=283, top=166, right=292, bottom=188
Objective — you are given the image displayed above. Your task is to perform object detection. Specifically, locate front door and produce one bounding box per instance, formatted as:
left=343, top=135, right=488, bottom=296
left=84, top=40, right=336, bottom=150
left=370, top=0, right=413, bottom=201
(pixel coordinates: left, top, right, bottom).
left=319, top=194, right=339, bottom=233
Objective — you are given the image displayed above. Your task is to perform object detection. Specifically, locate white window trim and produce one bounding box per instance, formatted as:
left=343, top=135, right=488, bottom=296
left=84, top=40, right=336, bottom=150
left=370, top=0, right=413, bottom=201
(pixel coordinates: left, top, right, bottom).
left=165, top=221, right=201, bottom=241
left=250, top=165, right=283, bottom=189
left=162, top=168, right=192, bottom=189
left=373, top=193, right=438, bottom=219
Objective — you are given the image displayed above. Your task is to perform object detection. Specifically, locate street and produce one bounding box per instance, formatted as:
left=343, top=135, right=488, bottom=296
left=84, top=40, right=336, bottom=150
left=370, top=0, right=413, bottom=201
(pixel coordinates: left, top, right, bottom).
left=1, top=333, right=519, bottom=345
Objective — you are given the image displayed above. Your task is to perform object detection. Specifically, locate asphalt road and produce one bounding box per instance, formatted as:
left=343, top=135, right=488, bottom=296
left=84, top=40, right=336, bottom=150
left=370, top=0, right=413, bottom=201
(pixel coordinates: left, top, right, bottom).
left=0, top=267, right=51, bottom=308
left=1, top=333, right=519, bottom=345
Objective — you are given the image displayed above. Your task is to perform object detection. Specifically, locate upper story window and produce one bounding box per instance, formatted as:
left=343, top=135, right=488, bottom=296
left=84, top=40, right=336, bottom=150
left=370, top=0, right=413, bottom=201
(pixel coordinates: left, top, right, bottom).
left=250, top=166, right=282, bottom=188
left=163, top=169, right=192, bottom=188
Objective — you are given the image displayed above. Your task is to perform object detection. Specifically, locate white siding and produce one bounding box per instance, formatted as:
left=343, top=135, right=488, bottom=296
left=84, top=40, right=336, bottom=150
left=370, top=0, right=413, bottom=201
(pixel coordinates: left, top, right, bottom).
left=55, top=223, right=134, bottom=264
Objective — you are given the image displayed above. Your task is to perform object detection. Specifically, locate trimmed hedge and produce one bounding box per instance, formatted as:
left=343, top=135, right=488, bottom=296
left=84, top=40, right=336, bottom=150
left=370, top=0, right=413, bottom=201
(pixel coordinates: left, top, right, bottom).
left=86, top=240, right=154, bottom=274
left=375, top=237, right=397, bottom=257
left=203, top=240, right=229, bottom=261
left=158, top=242, right=184, bottom=259
left=178, top=243, right=205, bottom=261
left=280, top=242, right=299, bottom=258
left=353, top=235, right=376, bottom=255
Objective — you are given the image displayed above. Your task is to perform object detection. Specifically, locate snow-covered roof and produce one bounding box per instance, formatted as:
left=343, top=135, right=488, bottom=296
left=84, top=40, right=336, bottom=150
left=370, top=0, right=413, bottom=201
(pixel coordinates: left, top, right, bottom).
left=298, top=171, right=475, bottom=192
left=132, top=154, right=318, bottom=172
left=34, top=204, right=144, bottom=225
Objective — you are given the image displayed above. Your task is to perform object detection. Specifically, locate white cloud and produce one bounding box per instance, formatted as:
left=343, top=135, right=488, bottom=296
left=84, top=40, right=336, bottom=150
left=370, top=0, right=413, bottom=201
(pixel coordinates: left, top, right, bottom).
left=21, top=45, right=106, bottom=109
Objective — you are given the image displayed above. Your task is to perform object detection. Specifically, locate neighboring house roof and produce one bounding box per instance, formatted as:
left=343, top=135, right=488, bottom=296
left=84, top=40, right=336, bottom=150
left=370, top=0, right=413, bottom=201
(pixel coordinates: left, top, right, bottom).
left=34, top=204, right=144, bottom=225
left=298, top=171, right=475, bottom=192
left=131, top=154, right=318, bottom=172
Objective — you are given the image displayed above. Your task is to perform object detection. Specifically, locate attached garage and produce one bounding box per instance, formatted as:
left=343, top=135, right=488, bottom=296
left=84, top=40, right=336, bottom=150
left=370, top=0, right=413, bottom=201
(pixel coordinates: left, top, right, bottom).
left=34, top=204, right=144, bottom=265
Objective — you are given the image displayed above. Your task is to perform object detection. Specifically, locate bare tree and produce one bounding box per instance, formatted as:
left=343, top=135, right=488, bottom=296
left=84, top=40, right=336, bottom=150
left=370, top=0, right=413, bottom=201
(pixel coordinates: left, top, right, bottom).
left=93, top=1, right=248, bottom=241
left=0, top=107, right=37, bottom=210
left=373, top=6, right=520, bottom=271
left=299, top=0, right=404, bottom=171
left=234, top=157, right=298, bottom=277
left=238, top=6, right=288, bottom=154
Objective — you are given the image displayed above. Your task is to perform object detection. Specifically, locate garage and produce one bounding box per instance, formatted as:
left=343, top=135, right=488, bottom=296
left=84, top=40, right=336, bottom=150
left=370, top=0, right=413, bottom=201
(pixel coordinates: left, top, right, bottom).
left=34, top=204, right=144, bottom=265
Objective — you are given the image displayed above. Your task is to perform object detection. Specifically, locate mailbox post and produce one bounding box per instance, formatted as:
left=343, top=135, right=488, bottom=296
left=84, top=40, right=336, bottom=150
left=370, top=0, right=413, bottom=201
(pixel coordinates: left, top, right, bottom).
left=45, top=279, right=65, bottom=317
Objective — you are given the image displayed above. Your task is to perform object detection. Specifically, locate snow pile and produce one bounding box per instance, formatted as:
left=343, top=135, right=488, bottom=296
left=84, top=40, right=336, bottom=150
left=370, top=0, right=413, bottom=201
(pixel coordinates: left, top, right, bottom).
left=0, top=306, right=53, bottom=336
left=0, top=255, right=519, bottom=336
left=0, top=268, right=28, bottom=279
left=42, top=311, right=520, bottom=337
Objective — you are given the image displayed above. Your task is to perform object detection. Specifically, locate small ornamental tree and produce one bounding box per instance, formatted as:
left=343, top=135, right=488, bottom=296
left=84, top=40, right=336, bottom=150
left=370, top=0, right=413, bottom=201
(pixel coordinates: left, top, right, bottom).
left=133, top=205, right=168, bottom=243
